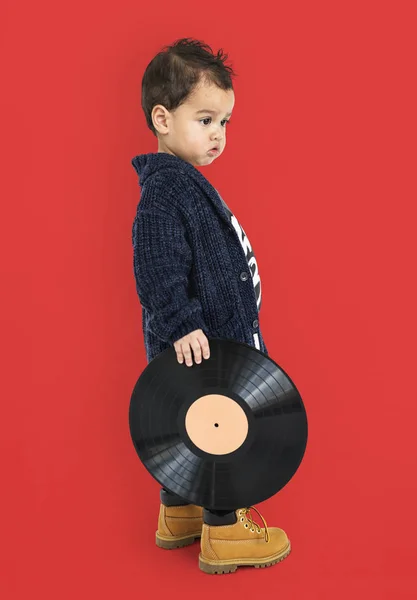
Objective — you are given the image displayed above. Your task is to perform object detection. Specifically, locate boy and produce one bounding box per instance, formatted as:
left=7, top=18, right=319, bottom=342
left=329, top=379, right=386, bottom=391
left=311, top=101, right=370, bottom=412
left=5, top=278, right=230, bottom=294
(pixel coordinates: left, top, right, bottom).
left=131, top=37, right=291, bottom=574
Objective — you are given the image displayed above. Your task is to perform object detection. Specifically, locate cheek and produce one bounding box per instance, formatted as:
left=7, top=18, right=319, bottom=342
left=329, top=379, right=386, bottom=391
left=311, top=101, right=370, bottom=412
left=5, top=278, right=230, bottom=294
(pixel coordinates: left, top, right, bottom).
left=185, top=124, right=203, bottom=144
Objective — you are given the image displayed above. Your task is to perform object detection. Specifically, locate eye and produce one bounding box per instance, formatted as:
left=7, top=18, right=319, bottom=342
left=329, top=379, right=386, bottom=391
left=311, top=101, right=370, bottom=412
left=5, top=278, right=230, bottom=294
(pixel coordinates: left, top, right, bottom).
left=200, top=117, right=231, bottom=127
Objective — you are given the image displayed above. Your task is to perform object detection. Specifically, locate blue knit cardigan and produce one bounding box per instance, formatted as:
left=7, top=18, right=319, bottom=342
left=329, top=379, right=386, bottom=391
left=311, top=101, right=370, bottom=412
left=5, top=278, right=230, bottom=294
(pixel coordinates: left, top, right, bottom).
left=131, top=152, right=268, bottom=363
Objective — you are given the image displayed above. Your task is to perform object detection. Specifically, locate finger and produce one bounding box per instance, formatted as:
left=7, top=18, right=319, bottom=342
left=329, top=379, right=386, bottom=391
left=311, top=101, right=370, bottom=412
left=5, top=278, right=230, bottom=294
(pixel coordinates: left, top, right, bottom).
left=173, top=341, right=184, bottom=364
left=191, top=340, right=202, bottom=364
left=197, top=335, right=210, bottom=359
left=182, top=344, right=193, bottom=367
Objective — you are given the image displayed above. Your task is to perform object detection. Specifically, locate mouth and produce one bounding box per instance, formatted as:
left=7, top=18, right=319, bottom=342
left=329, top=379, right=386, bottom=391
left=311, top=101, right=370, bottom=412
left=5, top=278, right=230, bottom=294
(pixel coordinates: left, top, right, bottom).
left=209, top=147, right=220, bottom=155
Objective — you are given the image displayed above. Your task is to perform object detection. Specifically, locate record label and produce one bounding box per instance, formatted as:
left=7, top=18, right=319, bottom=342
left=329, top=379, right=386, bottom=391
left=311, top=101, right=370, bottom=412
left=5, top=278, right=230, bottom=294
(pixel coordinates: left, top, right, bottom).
left=185, top=394, right=249, bottom=455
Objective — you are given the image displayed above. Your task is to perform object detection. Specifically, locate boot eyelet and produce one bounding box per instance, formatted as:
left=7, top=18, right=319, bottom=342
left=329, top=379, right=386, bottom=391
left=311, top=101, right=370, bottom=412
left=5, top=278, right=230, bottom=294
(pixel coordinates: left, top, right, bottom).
left=244, top=523, right=249, bottom=528
left=238, top=510, right=243, bottom=516
left=240, top=517, right=244, bottom=522
left=250, top=528, right=255, bottom=532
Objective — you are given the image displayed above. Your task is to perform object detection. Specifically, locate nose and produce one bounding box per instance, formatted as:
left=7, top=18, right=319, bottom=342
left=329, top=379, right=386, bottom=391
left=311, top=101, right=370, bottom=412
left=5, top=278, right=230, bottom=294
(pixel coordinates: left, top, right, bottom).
left=212, top=133, right=224, bottom=145
left=212, top=124, right=224, bottom=144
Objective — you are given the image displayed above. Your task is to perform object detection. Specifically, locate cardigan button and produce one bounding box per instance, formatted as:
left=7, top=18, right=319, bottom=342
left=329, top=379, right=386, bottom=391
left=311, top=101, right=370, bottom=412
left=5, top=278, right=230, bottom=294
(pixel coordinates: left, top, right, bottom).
left=252, top=319, right=259, bottom=329
left=240, top=271, right=249, bottom=281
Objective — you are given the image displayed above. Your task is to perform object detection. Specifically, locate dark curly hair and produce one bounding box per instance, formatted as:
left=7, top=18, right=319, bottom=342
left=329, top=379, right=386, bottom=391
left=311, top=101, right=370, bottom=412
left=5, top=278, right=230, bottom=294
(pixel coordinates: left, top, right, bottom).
left=140, top=37, right=238, bottom=137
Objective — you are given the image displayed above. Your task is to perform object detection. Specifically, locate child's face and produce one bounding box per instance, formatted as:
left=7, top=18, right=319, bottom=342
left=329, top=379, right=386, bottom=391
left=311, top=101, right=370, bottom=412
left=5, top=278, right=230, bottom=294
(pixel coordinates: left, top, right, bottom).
left=153, top=81, right=235, bottom=166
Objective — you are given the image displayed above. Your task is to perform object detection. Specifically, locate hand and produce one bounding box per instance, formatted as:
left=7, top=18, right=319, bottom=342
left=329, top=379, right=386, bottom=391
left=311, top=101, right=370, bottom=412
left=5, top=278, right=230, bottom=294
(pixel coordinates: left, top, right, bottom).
left=174, top=329, right=210, bottom=367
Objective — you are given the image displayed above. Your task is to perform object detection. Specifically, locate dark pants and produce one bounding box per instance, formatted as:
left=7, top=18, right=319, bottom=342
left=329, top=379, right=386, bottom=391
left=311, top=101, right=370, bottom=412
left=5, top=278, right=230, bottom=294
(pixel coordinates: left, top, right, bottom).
left=160, top=487, right=237, bottom=525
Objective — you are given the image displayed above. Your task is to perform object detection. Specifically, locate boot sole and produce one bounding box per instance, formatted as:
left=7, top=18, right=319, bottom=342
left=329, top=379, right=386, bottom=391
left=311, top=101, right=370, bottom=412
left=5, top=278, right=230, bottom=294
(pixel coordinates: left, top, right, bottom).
left=198, top=540, right=291, bottom=574
left=156, top=531, right=201, bottom=549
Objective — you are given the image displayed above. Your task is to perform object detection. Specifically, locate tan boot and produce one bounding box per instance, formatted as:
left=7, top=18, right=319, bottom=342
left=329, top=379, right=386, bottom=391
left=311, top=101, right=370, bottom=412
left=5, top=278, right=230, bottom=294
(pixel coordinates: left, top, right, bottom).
left=199, top=506, right=291, bottom=574
left=156, top=503, right=203, bottom=549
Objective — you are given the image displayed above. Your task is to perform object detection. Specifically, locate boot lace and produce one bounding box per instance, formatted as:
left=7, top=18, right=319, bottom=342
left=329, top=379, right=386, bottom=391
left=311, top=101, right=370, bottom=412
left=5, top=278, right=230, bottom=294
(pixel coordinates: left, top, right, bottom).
left=239, top=506, right=270, bottom=543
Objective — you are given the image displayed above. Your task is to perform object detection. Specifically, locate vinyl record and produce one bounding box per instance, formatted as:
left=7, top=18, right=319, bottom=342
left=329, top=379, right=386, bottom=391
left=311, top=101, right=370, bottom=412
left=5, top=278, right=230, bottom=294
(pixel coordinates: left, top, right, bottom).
left=129, top=338, right=308, bottom=510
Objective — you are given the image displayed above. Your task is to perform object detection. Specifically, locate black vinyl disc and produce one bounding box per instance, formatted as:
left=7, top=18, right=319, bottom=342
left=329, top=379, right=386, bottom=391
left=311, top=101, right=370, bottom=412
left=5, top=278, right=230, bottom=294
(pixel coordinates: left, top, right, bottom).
left=129, top=338, right=308, bottom=510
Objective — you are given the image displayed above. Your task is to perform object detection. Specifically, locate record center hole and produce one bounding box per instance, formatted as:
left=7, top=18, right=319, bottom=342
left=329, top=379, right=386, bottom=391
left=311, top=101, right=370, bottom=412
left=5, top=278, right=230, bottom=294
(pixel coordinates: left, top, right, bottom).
left=214, top=423, right=219, bottom=427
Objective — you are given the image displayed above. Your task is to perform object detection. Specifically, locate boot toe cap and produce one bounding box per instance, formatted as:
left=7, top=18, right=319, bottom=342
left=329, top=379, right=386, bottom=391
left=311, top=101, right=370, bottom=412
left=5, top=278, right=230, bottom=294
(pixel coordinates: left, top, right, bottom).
left=269, top=526, right=290, bottom=550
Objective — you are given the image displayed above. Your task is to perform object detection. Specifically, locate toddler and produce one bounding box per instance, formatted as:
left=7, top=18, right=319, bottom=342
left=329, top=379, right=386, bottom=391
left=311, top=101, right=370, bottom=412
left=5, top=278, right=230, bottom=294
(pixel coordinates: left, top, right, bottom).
left=131, top=37, right=290, bottom=574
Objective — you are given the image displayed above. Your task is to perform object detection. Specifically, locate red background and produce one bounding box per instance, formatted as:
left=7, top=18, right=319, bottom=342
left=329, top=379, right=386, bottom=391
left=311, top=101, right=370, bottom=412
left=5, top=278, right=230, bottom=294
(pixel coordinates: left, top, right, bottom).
left=1, top=1, right=417, bottom=598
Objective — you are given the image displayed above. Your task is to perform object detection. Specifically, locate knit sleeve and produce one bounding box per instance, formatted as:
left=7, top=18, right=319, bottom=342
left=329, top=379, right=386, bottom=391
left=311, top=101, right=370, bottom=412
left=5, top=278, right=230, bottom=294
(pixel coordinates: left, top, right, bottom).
left=132, top=207, right=208, bottom=345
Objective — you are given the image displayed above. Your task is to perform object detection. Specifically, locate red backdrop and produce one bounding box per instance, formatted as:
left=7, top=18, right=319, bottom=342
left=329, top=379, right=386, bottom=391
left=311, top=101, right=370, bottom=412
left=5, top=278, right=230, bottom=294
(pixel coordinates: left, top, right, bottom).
left=1, top=1, right=416, bottom=598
